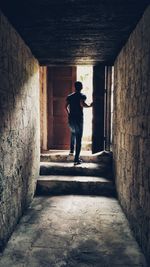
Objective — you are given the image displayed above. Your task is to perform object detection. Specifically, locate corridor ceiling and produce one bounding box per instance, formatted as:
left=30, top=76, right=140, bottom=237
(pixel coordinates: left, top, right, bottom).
left=0, top=0, right=149, bottom=65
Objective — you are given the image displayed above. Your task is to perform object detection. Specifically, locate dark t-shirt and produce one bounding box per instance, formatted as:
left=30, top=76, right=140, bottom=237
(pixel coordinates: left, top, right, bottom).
left=67, top=92, right=86, bottom=120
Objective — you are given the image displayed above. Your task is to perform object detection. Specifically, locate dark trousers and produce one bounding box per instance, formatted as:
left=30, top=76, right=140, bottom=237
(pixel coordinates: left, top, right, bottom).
left=69, top=117, right=83, bottom=162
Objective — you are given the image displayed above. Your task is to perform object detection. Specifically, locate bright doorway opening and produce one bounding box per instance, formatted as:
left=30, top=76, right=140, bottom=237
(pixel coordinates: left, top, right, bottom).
left=77, top=66, right=93, bottom=151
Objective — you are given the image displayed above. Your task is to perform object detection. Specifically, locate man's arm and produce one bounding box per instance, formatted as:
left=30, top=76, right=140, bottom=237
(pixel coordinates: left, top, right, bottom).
left=65, top=100, right=70, bottom=114
left=80, top=99, right=93, bottom=108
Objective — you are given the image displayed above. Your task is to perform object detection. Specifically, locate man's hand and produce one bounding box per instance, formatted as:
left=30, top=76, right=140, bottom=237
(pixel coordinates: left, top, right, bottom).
left=80, top=100, right=93, bottom=108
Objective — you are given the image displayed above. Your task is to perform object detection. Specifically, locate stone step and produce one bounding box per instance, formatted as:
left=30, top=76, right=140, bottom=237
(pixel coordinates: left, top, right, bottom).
left=41, top=150, right=112, bottom=164
left=36, top=175, right=116, bottom=197
left=40, top=162, right=112, bottom=179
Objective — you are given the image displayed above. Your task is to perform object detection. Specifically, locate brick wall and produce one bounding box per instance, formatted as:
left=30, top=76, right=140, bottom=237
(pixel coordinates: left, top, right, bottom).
left=0, top=11, right=40, bottom=250
left=113, top=6, right=150, bottom=263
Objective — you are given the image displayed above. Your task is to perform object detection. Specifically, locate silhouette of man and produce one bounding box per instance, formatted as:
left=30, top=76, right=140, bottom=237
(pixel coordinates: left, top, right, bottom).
left=65, top=81, right=92, bottom=165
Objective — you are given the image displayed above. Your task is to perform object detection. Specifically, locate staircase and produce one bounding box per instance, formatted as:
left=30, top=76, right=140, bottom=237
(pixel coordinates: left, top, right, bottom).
left=36, top=150, right=116, bottom=197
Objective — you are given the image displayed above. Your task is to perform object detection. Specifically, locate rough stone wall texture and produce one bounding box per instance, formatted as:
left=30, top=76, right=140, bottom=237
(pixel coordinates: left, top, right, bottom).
left=0, top=10, right=40, bottom=250
left=40, top=67, right=48, bottom=151
left=113, top=6, right=150, bottom=263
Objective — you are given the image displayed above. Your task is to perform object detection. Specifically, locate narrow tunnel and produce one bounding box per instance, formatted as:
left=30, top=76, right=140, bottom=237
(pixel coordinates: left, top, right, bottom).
left=0, top=1, right=150, bottom=266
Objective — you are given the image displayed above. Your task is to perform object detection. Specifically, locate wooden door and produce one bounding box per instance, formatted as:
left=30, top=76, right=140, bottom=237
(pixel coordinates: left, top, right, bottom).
left=92, top=64, right=105, bottom=153
left=104, top=66, right=113, bottom=151
left=47, top=67, right=76, bottom=150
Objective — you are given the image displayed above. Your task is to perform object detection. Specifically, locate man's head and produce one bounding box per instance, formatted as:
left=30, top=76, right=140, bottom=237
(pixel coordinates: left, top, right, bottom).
left=75, top=81, right=83, bottom=92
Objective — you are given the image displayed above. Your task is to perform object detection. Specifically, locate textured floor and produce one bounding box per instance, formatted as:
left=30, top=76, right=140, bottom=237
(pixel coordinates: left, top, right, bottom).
left=0, top=195, right=147, bottom=267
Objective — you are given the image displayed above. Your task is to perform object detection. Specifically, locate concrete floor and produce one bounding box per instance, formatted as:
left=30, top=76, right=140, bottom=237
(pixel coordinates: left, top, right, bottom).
left=0, top=195, right=147, bottom=267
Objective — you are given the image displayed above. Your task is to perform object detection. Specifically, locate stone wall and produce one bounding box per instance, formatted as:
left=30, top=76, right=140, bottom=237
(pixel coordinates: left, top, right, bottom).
left=0, top=11, right=40, bottom=250
left=113, top=6, right=150, bottom=263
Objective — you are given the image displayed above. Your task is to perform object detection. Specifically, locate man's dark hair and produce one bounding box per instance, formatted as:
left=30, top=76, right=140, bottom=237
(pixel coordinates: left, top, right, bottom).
left=75, top=81, right=83, bottom=91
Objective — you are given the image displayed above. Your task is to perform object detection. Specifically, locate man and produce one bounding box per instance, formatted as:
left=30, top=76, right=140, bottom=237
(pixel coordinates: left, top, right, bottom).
left=65, top=81, right=92, bottom=165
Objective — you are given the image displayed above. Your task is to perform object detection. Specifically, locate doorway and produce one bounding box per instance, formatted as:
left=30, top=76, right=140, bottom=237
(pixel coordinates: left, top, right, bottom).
left=77, top=65, right=93, bottom=151
left=40, top=65, right=113, bottom=154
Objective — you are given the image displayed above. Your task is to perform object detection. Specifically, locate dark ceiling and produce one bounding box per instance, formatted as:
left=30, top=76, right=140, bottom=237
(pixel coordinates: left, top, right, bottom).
left=0, top=0, right=149, bottom=65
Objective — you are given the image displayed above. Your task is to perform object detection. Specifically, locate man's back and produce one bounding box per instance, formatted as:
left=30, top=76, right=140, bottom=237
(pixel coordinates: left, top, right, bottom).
left=67, top=91, right=86, bottom=119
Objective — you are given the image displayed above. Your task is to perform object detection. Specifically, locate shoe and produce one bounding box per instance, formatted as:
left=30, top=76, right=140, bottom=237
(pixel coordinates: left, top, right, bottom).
left=74, top=158, right=82, bottom=166
left=69, top=152, right=74, bottom=156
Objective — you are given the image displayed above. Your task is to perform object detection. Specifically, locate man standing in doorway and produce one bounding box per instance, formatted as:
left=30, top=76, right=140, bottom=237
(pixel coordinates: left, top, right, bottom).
left=65, top=81, right=92, bottom=165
